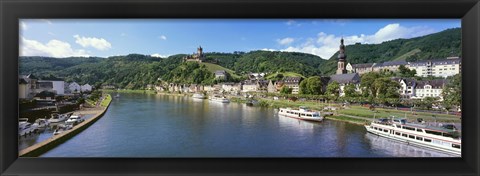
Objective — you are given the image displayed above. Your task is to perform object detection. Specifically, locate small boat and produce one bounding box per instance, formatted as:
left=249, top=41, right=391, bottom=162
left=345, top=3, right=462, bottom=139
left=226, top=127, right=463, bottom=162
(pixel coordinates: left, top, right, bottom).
left=115, top=93, right=120, bottom=98
left=192, top=93, right=206, bottom=99
left=365, top=117, right=461, bottom=156
left=53, top=129, right=64, bottom=135
left=48, top=113, right=71, bottom=123
left=278, top=106, right=324, bottom=122
left=32, top=118, right=50, bottom=130
left=19, top=120, right=37, bottom=137
left=65, top=115, right=84, bottom=125
left=209, top=95, right=230, bottom=103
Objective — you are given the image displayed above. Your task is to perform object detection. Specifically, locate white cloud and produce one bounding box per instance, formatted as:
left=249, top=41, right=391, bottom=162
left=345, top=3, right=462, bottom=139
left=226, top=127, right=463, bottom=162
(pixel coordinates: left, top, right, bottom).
left=159, top=35, right=167, bottom=40
left=74, top=35, right=112, bottom=51
left=260, top=48, right=277, bottom=52
left=277, top=37, right=295, bottom=45
left=278, top=23, right=437, bottom=59
left=20, top=22, right=28, bottom=30
left=285, top=20, right=301, bottom=27
left=20, top=37, right=89, bottom=57
left=150, top=53, right=170, bottom=58
left=41, top=19, right=53, bottom=25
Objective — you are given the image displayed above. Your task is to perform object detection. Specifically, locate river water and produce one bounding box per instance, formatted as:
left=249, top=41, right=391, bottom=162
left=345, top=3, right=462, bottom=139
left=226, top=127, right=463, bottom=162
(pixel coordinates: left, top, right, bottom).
left=40, top=93, right=455, bottom=157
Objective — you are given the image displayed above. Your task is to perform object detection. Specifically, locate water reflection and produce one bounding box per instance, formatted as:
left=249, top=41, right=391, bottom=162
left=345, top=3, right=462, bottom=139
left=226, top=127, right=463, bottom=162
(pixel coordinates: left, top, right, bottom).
left=39, top=93, right=457, bottom=157
left=364, top=133, right=456, bottom=157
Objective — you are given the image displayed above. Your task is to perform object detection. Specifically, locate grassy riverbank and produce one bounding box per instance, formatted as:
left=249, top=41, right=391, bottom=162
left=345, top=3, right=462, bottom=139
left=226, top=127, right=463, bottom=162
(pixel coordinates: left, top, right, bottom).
left=101, top=94, right=112, bottom=107
left=102, top=89, right=156, bottom=94
left=255, top=98, right=459, bottom=124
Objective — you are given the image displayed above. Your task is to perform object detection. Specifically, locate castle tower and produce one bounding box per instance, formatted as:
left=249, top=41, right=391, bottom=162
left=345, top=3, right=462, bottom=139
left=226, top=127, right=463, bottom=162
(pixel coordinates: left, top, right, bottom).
left=197, top=46, right=203, bottom=57
left=336, top=38, right=348, bottom=75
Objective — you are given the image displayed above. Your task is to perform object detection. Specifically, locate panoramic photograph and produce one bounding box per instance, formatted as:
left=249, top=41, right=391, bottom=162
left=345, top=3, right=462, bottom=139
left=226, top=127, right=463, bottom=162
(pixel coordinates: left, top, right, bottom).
left=18, top=19, right=462, bottom=157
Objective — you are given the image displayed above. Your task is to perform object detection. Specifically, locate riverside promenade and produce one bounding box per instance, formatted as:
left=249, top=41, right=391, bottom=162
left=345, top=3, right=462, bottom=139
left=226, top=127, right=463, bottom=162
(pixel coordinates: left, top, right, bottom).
left=19, top=94, right=112, bottom=157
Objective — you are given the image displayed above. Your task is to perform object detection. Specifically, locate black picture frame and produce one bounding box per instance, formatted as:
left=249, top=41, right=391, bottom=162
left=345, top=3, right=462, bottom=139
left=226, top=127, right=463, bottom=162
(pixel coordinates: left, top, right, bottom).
left=1, top=0, right=479, bottom=175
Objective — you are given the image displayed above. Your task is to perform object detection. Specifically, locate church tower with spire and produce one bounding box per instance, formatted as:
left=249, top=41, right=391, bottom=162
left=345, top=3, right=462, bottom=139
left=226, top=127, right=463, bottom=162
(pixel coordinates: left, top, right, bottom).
left=336, top=38, right=348, bottom=75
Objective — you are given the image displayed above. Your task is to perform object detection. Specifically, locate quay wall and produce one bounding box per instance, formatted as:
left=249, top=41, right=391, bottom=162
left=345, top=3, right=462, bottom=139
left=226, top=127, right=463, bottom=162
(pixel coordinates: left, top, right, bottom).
left=19, top=95, right=112, bottom=157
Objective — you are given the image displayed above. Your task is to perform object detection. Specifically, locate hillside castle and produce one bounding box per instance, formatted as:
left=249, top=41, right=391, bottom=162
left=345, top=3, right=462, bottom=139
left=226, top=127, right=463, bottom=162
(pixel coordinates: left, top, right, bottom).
left=184, top=46, right=205, bottom=62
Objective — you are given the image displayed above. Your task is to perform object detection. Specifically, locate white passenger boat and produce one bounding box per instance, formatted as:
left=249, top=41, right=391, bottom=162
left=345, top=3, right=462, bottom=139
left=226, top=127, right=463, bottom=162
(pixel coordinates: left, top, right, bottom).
left=278, top=107, right=324, bottom=122
left=32, top=118, right=50, bottom=130
left=209, top=95, right=230, bottom=103
left=365, top=118, right=461, bottom=156
left=192, top=93, right=206, bottom=99
left=19, top=119, right=37, bottom=137
left=65, top=115, right=84, bottom=125
left=48, top=113, right=71, bottom=123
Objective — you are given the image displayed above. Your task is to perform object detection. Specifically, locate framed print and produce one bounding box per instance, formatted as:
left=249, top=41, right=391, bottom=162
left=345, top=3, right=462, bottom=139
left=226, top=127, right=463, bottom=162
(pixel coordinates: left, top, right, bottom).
left=1, top=0, right=479, bottom=176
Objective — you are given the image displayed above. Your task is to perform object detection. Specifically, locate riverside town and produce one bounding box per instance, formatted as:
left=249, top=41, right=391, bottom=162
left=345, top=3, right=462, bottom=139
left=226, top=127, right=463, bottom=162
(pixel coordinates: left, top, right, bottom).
left=19, top=19, right=462, bottom=157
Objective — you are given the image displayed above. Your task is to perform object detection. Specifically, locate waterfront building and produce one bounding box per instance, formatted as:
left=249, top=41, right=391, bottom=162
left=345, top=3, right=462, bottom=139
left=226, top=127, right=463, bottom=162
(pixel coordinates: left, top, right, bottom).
left=242, top=80, right=259, bottom=93
left=267, top=80, right=277, bottom=93
left=412, top=79, right=447, bottom=100
left=336, top=38, right=348, bottom=75
left=348, top=63, right=376, bottom=74
left=329, top=73, right=361, bottom=97
left=221, top=82, right=242, bottom=94
left=395, top=78, right=417, bottom=99
left=18, top=74, right=38, bottom=99
left=409, top=57, right=461, bottom=78
left=373, top=60, right=409, bottom=72
left=184, top=46, right=205, bottom=62
left=81, top=84, right=93, bottom=92
left=37, top=80, right=65, bottom=95
left=68, top=82, right=81, bottom=93
left=215, top=70, right=227, bottom=80
left=282, top=77, right=302, bottom=94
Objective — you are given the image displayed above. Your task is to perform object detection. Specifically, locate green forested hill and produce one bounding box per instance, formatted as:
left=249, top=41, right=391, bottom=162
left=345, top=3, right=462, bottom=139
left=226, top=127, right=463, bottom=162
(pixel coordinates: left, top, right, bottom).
left=19, top=28, right=460, bottom=88
left=19, top=51, right=326, bottom=89
left=319, top=28, right=461, bottom=75
left=232, top=51, right=325, bottom=76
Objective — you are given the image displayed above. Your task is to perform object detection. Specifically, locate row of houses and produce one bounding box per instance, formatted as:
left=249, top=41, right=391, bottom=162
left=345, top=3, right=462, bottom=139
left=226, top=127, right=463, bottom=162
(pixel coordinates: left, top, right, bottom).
left=346, top=57, right=461, bottom=78
left=326, top=73, right=449, bottom=100
left=19, top=74, right=93, bottom=100
left=154, top=76, right=303, bottom=95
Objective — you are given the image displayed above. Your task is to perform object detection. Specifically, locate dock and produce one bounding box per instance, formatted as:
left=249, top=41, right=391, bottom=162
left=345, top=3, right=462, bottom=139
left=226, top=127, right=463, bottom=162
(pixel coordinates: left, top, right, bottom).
left=19, top=94, right=112, bottom=157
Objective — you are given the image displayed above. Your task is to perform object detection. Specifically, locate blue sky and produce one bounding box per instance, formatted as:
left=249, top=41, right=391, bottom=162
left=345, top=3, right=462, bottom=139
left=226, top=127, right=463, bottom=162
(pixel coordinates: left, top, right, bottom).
left=20, top=19, right=460, bottom=59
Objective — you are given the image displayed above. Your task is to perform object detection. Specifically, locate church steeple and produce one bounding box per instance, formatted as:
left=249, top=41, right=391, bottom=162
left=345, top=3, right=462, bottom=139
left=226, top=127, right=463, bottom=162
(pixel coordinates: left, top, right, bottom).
left=336, top=38, right=348, bottom=74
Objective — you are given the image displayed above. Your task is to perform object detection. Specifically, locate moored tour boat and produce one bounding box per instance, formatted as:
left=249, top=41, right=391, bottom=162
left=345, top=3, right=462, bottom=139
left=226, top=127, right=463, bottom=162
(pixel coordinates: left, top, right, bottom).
left=209, top=95, right=230, bottom=103
left=48, top=112, right=71, bottom=123
left=32, top=118, right=50, bottom=130
left=192, top=93, right=206, bottom=99
left=365, top=118, right=461, bottom=156
left=19, top=119, right=37, bottom=137
left=278, top=107, right=324, bottom=122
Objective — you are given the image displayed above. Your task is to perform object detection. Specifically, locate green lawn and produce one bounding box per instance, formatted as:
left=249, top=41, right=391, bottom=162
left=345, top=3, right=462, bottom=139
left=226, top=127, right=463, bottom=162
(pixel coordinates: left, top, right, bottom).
left=338, top=105, right=460, bottom=123
left=258, top=98, right=459, bottom=123
left=326, top=115, right=368, bottom=125
left=100, top=94, right=112, bottom=107
left=200, top=62, right=241, bottom=79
